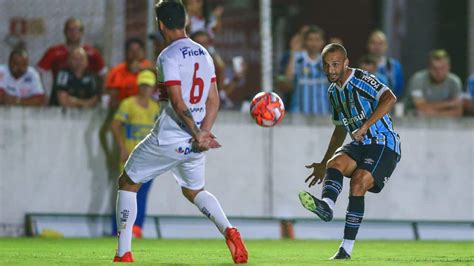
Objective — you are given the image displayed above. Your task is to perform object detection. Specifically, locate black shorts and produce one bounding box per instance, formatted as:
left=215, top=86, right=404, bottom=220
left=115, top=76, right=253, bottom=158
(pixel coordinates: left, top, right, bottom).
left=335, top=143, right=400, bottom=193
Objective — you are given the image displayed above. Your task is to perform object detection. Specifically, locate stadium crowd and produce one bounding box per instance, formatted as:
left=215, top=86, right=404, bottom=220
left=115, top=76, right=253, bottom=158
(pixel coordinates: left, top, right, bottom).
left=1, top=12, right=472, bottom=117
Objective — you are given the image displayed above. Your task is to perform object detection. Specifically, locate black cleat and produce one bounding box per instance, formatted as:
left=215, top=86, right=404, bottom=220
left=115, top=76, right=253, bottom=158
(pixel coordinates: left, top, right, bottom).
left=329, top=247, right=351, bottom=260
left=298, top=191, right=333, bottom=222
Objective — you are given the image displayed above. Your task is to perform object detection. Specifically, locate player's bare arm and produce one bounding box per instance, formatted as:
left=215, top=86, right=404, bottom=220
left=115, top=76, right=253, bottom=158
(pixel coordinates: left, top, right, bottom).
left=110, top=119, right=129, bottom=162
left=199, top=82, right=222, bottom=149
left=413, top=97, right=463, bottom=117
left=200, top=82, right=219, bottom=132
left=352, top=90, right=397, bottom=142
left=168, top=84, right=216, bottom=151
left=168, top=84, right=200, bottom=135
left=305, top=125, right=346, bottom=187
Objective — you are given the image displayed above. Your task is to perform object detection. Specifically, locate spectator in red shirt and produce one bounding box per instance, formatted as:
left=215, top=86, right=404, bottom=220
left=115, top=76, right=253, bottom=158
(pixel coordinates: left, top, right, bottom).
left=105, top=38, right=153, bottom=109
left=37, top=17, right=107, bottom=105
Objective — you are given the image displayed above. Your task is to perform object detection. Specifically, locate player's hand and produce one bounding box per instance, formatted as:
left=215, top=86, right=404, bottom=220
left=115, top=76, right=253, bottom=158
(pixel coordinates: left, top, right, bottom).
left=192, top=131, right=222, bottom=152
left=352, top=125, right=368, bottom=142
left=305, top=162, right=326, bottom=187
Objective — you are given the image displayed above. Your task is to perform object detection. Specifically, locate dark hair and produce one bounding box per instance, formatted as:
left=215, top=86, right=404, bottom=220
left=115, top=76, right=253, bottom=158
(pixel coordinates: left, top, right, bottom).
left=322, top=43, right=347, bottom=59
left=63, top=17, right=84, bottom=34
left=358, top=54, right=377, bottom=66
left=125, top=37, right=145, bottom=53
left=303, top=25, right=325, bottom=41
left=183, top=0, right=211, bottom=27
left=9, top=49, right=28, bottom=63
left=155, top=0, right=186, bottom=30
left=190, top=30, right=210, bottom=41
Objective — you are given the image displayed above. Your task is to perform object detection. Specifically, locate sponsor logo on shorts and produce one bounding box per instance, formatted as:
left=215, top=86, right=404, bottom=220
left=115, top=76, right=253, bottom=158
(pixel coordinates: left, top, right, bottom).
left=383, top=176, right=390, bottom=184
left=364, top=158, right=375, bottom=165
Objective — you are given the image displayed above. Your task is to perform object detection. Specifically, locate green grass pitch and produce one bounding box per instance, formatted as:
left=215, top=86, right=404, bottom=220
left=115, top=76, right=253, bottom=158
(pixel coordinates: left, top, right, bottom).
left=0, top=238, right=472, bottom=265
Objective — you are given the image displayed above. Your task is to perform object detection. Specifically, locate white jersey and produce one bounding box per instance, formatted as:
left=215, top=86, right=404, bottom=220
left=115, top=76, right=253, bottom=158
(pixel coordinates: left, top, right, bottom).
left=0, top=65, right=44, bottom=98
left=154, top=37, right=216, bottom=145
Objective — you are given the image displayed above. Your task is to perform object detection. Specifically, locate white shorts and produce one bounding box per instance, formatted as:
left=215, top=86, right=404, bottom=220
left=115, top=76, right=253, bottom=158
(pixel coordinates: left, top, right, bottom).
left=124, top=133, right=206, bottom=190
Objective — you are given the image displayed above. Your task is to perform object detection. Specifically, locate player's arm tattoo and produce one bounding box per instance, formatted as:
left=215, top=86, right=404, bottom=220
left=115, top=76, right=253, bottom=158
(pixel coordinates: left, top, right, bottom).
left=182, top=108, right=200, bottom=135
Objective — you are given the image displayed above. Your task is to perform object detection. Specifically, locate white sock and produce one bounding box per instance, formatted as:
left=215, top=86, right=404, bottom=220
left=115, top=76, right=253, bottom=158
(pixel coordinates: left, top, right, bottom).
left=116, top=190, right=137, bottom=257
left=193, top=190, right=232, bottom=235
left=341, top=239, right=355, bottom=255
left=322, top=198, right=335, bottom=211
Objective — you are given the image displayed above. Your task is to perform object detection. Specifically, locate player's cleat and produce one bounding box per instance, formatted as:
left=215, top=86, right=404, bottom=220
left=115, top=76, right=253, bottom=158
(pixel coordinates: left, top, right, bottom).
left=298, top=191, right=333, bottom=222
left=113, top=251, right=134, bottom=262
left=329, top=247, right=351, bottom=260
left=225, top=227, right=248, bottom=264
left=132, top=225, right=142, bottom=238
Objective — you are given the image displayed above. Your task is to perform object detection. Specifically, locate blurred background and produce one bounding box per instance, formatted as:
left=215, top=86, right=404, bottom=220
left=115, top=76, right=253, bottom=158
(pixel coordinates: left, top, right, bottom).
left=0, top=0, right=472, bottom=241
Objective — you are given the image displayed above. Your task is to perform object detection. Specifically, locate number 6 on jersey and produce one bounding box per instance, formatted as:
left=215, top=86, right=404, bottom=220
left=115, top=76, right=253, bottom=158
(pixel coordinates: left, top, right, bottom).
left=190, top=63, right=204, bottom=104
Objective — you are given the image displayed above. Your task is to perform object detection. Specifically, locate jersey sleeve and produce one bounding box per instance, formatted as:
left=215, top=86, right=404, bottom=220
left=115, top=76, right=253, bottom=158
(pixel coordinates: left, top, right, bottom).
left=449, top=75, right=463, bottom=99
left=114, top=100, right=130, bottom=122
left=105, top=67, right=120, bottom=90
left=408, top=72, right=424, bottom=99
left=356, top=71, right=389, bottom=102
left=88, top=48, right=107, bottom=76
left=29, top=68, right=45, bottom=96
left=37, top=47, right=54, bottom=71
left=207, top=53, right=217, bottom=83
left=159, top=53, right=181, bottom=86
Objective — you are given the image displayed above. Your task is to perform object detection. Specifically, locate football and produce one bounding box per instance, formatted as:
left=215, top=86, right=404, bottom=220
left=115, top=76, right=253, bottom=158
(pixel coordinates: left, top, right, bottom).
left=250, top=92, right=285, bottom=127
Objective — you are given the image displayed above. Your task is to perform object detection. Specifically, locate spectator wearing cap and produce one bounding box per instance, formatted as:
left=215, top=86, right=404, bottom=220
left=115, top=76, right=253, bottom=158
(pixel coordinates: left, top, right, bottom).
left=406, top=49, right=463, bottom=117
left=110, top=69, right=160, bottom=238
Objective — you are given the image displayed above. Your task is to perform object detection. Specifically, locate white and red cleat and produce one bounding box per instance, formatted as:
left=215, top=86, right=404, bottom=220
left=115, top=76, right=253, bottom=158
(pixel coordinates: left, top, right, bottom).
left=225, top=227, right=248, bottom=264
left=113, top=251, right=134, bottom=263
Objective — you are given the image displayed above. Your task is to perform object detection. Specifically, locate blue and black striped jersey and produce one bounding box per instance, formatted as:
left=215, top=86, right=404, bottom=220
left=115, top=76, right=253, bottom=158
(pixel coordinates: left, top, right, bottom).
left=290, top=51, right=330, bottom=114
left=328, top=68, right=401, bottom=156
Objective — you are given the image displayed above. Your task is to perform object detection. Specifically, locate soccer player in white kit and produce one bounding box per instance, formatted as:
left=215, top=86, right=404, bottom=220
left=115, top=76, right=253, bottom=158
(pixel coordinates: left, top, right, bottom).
left=113, top=1, right=248, bottom=264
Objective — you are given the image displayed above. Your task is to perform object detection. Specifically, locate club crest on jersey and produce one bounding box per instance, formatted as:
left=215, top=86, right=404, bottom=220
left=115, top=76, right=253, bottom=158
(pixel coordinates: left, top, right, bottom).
left=180, top=46, right=205, bottom=59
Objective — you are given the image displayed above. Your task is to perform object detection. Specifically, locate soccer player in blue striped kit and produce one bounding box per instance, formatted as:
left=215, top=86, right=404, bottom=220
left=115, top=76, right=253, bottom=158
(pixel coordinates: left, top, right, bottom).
left=299, top=43, right=401, bottom=259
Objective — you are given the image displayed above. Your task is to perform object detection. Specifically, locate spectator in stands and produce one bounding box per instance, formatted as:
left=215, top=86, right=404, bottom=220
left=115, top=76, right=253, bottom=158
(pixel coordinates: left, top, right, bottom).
left=406, top=49, right=463, bottom=117
left=111, top=70, right=160, bottom=238
left=105, top=38, right=153, bottom=109
left=190, top=30, right=246, bottom=109
left=183, top=0, right=224, bottom=38
left=284, top=25, right=329, bottom=115
left=54, top=47, right=100, bottom=108
left=0, top=49, right=45, bottom=106
left=367, top=30, right=404, bottom=99
left=37, top=17, right=106, bottom=105
left=358, top=54, right=388, bottom=84
left=463, top=74, right=474, bottom=116
left=328, top=36, right=344, bottom=45
left=275, top=25, right=310, bottom=107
